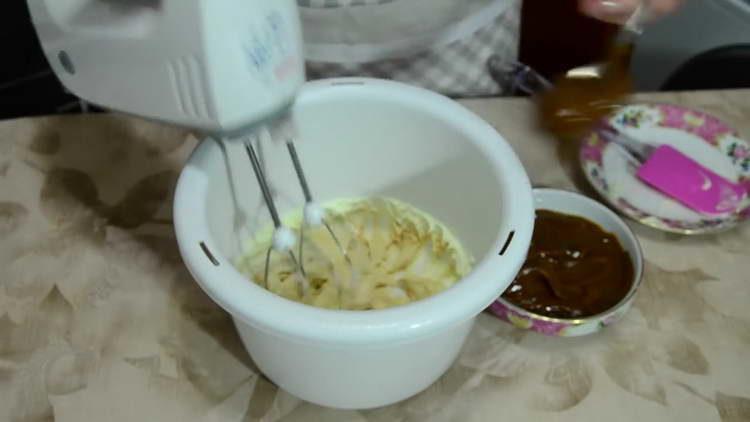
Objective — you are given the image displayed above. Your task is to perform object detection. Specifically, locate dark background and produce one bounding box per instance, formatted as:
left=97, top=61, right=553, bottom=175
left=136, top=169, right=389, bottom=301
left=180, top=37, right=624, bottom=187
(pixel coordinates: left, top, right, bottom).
left=2, top=1, right=87, bottom=118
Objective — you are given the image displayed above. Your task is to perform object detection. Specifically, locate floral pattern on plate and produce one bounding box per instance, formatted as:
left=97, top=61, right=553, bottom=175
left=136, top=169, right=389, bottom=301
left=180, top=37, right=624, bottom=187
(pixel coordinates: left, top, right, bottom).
left=718, top=133, right=750, bottom=174
left=580, top=103, right=750, bottom=235
left=488, top=298, right=634, bottom=338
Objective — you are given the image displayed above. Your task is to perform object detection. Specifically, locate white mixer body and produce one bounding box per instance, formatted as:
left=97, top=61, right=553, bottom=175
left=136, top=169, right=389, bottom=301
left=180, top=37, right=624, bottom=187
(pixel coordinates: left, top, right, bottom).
left=27, top=0, right=305, bottom=134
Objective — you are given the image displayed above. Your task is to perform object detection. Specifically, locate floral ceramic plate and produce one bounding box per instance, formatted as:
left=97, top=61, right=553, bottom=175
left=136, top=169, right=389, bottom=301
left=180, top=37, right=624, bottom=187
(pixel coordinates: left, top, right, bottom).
left=580, top=103, right=750, bottom=235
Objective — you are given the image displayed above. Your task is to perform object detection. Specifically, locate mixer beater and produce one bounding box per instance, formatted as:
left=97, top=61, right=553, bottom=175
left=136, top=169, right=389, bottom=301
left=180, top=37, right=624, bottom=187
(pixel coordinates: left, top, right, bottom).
left=287, top=141, right=354, bottom=272
left=242, top=136, right=302, bottom=291
left=243, top=117, right=351, bottom=300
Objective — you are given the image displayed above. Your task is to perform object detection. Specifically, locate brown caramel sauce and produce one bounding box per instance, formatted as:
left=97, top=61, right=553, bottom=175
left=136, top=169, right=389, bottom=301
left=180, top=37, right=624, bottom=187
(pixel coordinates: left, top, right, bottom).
left=502, top=210, right=634, bottom=319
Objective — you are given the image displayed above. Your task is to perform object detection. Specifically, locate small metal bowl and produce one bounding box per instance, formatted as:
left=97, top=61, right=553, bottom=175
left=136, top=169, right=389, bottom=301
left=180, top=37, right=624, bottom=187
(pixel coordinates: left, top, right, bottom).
left=488, top=188, right=644, bottom=337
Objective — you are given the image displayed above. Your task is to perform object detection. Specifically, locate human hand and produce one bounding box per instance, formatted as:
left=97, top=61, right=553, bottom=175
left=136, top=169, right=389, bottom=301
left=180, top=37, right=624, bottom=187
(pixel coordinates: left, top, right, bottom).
left=578, top=0, right=683, bottom=24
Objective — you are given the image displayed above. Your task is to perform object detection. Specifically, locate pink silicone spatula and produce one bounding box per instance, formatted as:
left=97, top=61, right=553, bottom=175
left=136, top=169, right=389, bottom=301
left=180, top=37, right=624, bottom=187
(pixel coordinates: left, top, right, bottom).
left=598, top=124, right=747, bottom=216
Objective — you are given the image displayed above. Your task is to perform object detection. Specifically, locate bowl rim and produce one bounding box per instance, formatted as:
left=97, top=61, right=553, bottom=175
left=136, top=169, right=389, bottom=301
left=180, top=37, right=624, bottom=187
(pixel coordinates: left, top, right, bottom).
left=492, top=188, right=645, bottom=326
left=173, top=77, right=535, bottom=345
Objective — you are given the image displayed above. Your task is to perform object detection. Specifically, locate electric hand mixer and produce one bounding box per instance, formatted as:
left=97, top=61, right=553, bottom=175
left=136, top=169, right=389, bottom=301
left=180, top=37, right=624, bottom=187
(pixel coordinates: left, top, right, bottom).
left=28, top=0, right=349, bottom=291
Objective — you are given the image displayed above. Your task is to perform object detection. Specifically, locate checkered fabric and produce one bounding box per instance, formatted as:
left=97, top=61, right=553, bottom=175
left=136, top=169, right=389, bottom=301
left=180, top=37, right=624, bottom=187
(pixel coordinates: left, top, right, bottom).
left=304, top=0, right=520, bottom=97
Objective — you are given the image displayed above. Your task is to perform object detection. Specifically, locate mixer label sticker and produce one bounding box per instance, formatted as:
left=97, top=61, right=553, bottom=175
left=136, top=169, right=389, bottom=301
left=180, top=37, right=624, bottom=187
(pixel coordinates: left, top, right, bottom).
left=244, top=10, right=296, bottom=83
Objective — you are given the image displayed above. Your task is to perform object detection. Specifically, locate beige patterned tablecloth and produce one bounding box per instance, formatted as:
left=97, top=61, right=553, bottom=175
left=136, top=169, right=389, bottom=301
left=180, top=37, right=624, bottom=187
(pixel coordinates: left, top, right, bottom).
left=1, top=90, right=750, bottom=422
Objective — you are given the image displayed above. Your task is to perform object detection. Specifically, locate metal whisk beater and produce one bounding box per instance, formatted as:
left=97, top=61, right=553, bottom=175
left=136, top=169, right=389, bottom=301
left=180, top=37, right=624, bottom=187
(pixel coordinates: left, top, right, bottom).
left=242, top=121, right=351, bottom=296
left=285, top=140, right=352, bottom=274
left=243, top=136, right=305, bottom=294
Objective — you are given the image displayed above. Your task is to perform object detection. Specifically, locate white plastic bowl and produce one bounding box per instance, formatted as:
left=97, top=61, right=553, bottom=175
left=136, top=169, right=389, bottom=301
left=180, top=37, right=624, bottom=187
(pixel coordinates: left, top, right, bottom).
left=174, top=78, right=534, bottom=409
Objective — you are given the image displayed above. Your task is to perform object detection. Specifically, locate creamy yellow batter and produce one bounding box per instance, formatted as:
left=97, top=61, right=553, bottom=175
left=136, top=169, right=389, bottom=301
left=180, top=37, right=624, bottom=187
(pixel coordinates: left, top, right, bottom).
left=236, top=197, right=473, bottom=310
